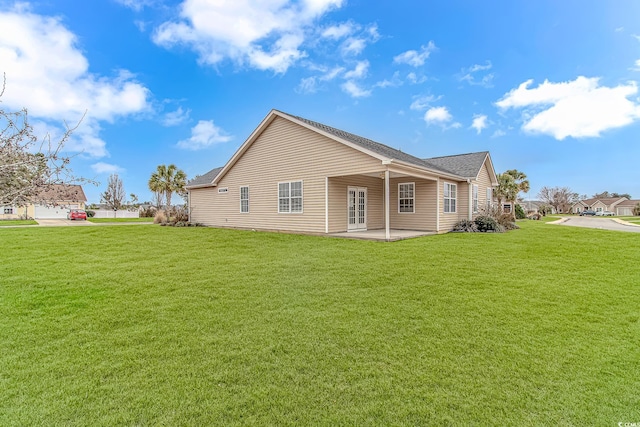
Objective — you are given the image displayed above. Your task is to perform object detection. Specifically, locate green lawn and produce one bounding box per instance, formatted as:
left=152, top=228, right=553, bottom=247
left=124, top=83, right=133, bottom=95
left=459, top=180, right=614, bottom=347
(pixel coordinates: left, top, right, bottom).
left=87, top=217, right=153, bottom=223
left=0, top=219, right=38, bottom=226
left=1, top=222, right=639, bottom=425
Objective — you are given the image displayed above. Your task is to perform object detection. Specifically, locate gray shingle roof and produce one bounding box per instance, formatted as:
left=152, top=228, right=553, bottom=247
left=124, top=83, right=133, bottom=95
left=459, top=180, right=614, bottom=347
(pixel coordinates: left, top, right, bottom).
left=285, top=112, right=462, bottom=176
left=187, top=166, right=223, bottom=187
left=423, top=151, right=489, bottom=179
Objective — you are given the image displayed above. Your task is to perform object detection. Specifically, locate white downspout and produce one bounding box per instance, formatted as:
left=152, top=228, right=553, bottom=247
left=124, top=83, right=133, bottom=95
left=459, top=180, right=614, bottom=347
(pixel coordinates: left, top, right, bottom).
left=468, top=180, right=472, bottom=221
left=436, top=178, right=440, bottom=232
left=325, top=176, right=329, bottom=234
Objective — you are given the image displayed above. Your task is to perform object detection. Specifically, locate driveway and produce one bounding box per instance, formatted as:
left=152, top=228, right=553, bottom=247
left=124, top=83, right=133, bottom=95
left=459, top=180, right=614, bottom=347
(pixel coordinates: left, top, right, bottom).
left=36, top=219, right=96, bottom=227
left=556, top=217, right=640, bottom=233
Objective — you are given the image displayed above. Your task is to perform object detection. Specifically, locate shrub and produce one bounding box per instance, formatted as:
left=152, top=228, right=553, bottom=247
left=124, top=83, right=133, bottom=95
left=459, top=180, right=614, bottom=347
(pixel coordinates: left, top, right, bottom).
left=633, top=203, right=640, bottom=216
left=474, top=215, right=502, bottom=232
left=452, top=219, right=478, bottom=232
left=85, top=210, right=95, bottom=218
left=140, top=207, right=156, bottom=218
left=515, top=204, right=526, bottom=219
left=154, top=211, right=167, bottom=224
left=496, top=213, right=520, bottom=230
left=527, top=213, right=541, bottom=220
left=171, top=206, right=189, bottom=222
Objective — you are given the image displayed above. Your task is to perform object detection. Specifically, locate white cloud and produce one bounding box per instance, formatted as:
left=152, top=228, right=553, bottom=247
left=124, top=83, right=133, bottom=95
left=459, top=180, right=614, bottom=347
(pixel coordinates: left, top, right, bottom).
left=492, top=129, right=506, bottom=138
left=375, top=71, right=402, bottom=88
left=341, top=37, right=367, bottom=56
left=406, top=72, right=427, bottom=84
left=153, top=0, right=344, bottom=74
left=115, top=0, right=157, bottom=11
left=393, top=41, right=437, bottom=67
left=296, top=76, right=319, bottom=94
left=162, top=106, right=191, bottom=126
left=615, top=26, right=624, bottom=33
left=341, top=81, right=371, bottom=98
left=633, top=59, right=640, bottom=71
left=91, top=162, right=124, bottom=174
left=409, top=94, right=441, bottom=111
left=424, top=106, right=461, bottom=129
left=0, top=6, right=150, bottom=157
left=496, top=76, right=640, bottom=139
left=471, top=114, right=488, bottom=134
left=343, top=60, right=369, bottom=79
left=177, top=120, right=233, bottom=150
left=459, top=61, right=494, bottom=87
left=321, top=22, right=355, bottom=39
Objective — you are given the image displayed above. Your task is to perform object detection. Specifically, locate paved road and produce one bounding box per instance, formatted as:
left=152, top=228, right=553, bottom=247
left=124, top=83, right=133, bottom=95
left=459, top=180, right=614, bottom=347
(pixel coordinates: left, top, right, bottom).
left=558, top=217, right=640, bottom=233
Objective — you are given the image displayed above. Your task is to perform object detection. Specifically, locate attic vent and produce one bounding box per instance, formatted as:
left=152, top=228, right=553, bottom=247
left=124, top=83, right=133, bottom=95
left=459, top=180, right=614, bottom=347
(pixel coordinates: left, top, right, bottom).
left=218, top=188, right=228, bottom=193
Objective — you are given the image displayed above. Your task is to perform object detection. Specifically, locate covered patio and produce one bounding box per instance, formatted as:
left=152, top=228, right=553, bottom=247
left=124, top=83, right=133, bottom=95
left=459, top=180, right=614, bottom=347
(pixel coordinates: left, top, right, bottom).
left=328, top=228, right=436, bottom=242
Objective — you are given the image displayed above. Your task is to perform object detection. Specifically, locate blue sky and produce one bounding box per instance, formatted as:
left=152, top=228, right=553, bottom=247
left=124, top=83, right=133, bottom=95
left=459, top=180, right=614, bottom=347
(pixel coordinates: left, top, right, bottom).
left=2, top=0, right=640, bottom=203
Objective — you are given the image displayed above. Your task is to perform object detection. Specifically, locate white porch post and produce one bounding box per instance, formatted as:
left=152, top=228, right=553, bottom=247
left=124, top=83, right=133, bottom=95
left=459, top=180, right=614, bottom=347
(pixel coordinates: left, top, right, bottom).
left=468, top=181, right=473, bottom=221
left=385, top=169, right=390, bottom=241
left=325, top=176, right=329, bottom=234
left=436, top=178, right=440, bottom=232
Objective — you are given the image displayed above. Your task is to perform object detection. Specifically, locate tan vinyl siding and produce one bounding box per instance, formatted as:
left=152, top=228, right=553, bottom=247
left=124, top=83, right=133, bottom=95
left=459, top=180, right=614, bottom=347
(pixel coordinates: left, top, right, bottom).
left=473, top=160, right=493, bottom=218
left=439, top=180, right=466, bottom=231
left=190, top=117, right=383, bottom=232
left=388, top=178, right=437, bottom=231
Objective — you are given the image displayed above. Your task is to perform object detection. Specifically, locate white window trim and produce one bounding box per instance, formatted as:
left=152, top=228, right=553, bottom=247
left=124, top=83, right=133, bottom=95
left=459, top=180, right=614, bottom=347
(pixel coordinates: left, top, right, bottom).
left=444, top=182, right=457, bottom=214
left=240, top=186, right=249, bottom=213
left=472, top=184, right=479, bottom=213
left=278, top=180, right=303, bottom=214
left=398, top=182, right=415, bottom=214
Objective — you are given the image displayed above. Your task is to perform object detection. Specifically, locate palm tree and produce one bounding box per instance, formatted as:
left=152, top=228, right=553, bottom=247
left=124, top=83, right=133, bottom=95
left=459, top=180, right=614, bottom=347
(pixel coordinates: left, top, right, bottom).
left=494, top=173, right=517, bottom=215
left=504, top=169, right=530, bottom=219
left=148, top=164, right=187, bottom=216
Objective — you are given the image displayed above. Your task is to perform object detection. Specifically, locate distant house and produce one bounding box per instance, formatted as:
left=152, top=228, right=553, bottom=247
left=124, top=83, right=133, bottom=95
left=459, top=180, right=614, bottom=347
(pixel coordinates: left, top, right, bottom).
left=187, top=110, right=498, bottom=239
left=611, top=199, right=640, bottom=216
left=1, top=184, right=87, bottom=220
left=571, top=197, right=630, bottom=214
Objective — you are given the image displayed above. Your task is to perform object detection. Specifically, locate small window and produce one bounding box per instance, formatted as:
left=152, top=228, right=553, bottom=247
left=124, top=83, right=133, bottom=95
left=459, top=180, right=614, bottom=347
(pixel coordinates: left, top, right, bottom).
left=486, top=187, right=492, bottom=209
left=444, top=183, right=457, bottom=213
left=278, top=181, right=303, bottom=213
left=240, top=186, right=249, bottom=213
left=398, top=182, right=415, bottom=213
left=218, top=187, right=228, bottom=193
left=4, top=207, right=13, bottom=214
left=504, top=203, right=512, bottom=213
left=472, top=184, right=478, bottom=213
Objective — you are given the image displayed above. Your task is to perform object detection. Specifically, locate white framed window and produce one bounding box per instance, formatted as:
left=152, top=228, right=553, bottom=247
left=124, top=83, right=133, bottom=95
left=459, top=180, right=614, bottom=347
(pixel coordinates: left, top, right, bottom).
left=240, top=186, right=249, bottom=213
left=472, top=184, right=478, bottom=213
left=444, top=182, right=457, bottom=213
left=218, top=187, right=228, bottom=193
left=4, top=207, right=13, bottom=214
left=486, top=187, right=493, bottom=209
left=398, top=182, right=415, bottom=213
left=278, top=181, right=303, bottom=213
left=504, top=203, right=512, bottom=213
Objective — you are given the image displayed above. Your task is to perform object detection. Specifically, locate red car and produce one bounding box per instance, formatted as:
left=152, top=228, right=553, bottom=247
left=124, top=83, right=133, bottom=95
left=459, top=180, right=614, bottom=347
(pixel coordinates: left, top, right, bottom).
left=67, top=209, right=87, bottom=220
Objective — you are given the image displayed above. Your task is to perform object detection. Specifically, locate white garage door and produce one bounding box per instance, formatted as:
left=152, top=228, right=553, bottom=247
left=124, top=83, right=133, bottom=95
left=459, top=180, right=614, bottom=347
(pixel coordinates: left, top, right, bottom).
left=34, top=204, right=73, bottom=219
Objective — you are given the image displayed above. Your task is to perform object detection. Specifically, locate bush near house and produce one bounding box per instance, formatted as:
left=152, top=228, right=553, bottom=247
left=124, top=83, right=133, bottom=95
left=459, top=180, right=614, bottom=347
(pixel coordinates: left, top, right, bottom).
left=515, top=204, right=526, bottom=219
left=633, top=203, right=640, bottom=216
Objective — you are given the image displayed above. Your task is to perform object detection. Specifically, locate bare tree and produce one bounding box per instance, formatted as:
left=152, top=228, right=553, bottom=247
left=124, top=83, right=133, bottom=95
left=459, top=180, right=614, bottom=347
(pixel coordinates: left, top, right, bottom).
left=538, top=186, right=577, bottom=214
left=1, top=75, right=91, bottom=206
left=101, top=174, right=125, bottom=211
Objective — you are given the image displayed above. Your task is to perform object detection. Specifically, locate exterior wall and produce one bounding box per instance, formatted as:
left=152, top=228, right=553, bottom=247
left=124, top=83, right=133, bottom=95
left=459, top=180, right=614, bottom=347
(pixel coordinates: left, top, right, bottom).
left=327, top=175, right=384, bottom=232
left=592, top=201, right=606, bottom=212
left=190, top=117, right=383, bottom=233
left=473, top=162, right=493, bottom=217
left=1, top=205, right=30, bottom=220
left=439, top=179, right=467, bottom=231
left=388, top=178, right=437, bottom=231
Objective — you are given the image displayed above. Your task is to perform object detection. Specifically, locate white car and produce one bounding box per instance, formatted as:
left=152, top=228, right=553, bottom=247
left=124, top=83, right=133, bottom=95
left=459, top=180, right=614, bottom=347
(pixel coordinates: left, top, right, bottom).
left=602, top=211, right=615, bottom=216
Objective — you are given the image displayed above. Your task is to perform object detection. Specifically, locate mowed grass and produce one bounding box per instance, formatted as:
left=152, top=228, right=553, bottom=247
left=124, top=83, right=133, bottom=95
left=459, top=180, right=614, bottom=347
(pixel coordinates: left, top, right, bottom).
left=0, top=219, right=38, bottom=226
left=1, top=222, right=639, bottom=425
left=87, top=217, right=152, bottom=223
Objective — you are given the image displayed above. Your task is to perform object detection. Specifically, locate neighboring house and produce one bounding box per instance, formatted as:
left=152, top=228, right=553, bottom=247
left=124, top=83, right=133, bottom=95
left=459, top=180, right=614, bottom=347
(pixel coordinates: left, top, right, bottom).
left=517, top=200, right=544, bottom=214
left=572, top=197, right=628, bottom=214
left=613, top=199, right=640, bottom=216
left=1, top=184, right=87, bottom=220
left=187, top=110, right=498, bottom=239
